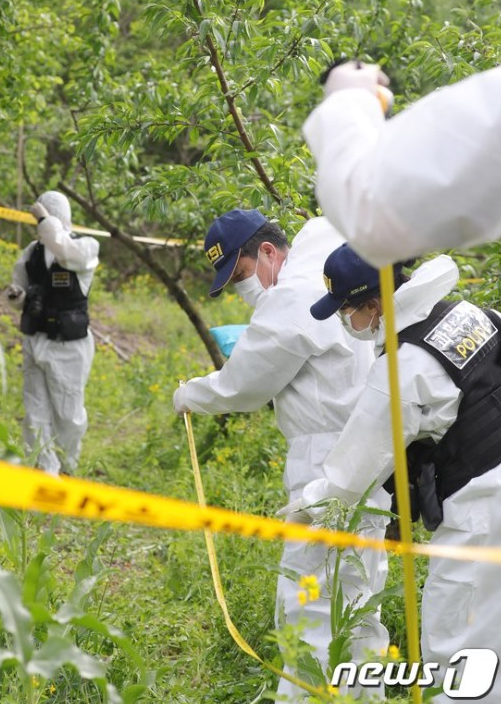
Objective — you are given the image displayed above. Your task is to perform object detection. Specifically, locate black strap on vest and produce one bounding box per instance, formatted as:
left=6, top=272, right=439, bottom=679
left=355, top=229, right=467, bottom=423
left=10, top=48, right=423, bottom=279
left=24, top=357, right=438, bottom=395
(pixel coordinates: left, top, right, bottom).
left=21, top=242, right=89, bottom=340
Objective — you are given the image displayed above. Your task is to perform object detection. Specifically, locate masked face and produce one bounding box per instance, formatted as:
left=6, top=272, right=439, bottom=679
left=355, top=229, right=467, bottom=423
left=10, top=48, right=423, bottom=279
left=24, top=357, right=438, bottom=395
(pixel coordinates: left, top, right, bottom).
left=233, top=250, right=276, bottom=307
left=234, top=270, right=265, bottom=307
left=338, top=305, right=378, bottom=341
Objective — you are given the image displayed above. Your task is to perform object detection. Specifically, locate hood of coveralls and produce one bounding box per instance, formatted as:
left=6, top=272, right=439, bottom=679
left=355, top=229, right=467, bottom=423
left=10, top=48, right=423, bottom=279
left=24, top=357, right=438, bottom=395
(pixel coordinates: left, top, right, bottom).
left=374, top=254, right=460, bottom=354
left=38, top=191, right=72, bottom=233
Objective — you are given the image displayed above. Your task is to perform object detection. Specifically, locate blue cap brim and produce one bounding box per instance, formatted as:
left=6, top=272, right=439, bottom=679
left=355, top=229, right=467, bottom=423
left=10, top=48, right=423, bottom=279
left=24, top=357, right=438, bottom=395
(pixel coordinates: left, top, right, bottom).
left=310, top=293, right=345, bottom=320
left=209, top=250, right=240, bottom=298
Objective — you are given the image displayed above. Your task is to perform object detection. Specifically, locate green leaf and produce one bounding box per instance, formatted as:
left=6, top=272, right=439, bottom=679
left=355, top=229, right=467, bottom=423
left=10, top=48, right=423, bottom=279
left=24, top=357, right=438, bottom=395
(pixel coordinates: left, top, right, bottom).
left=23, top=552, right=52, bottom=606
left=328, top=634, right=352, bottom=670
left=27, top=636, right=106, bottom=679
left=296, top=649, right=325, bottom=687
left=343, top=553, right=368, bottom=586
left=0, top=570, right=34, bottom=665
left=122, top=684, right=149, bottom=704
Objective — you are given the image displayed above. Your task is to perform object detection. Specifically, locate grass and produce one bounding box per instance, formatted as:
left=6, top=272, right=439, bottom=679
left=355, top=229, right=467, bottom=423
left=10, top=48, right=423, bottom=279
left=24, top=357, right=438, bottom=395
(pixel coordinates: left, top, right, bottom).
left=0, top=242, right=287, bottom=702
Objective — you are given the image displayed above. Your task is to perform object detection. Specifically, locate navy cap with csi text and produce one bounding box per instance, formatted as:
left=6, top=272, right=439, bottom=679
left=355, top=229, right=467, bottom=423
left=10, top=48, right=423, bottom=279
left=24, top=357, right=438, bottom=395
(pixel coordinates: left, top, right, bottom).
left=310, top=243, right=381, bottom=320
left=205, top=209, right=268, bottom=297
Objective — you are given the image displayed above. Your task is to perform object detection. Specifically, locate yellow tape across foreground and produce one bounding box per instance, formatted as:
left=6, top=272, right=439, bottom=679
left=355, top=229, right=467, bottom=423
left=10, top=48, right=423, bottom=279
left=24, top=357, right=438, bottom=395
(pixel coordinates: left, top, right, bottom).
left=1, top=459, right=501, bottom=566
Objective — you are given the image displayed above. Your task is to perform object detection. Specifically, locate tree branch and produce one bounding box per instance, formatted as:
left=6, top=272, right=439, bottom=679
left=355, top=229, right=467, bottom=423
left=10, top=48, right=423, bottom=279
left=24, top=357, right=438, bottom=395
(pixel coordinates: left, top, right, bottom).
left=193, top=0, right=283, bottom=206
left=193, top=0, right=310, bottom=220
left=58, top=181, right=226, bottom=371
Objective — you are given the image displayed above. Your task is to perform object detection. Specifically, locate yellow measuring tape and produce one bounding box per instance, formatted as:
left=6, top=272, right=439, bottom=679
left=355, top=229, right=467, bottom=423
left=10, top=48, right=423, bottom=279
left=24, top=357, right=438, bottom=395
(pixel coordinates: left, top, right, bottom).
left=380, top=266, right=421, bottom=704
left=183, top=409, right=332, bottom=700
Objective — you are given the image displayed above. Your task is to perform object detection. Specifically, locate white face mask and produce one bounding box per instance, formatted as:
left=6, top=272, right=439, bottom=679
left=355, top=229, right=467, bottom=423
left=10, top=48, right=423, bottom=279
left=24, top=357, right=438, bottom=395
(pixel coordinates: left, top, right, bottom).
left=234, top=272, right=265, bottom=307
left=233, top=252, right=274, bottom=307
left=338, top=308, right=378, bottom=341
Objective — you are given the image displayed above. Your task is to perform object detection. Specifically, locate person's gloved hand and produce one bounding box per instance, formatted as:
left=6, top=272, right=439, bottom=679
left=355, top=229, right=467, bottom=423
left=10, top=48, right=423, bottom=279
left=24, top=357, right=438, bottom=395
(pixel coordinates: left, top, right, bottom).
left=173, top=386, right=191, bottom=416
left=4, top=283, right=26, bottom=309
left=6, top=284, right=25, bottom=301
left=277, top=478, right=338, bottom=524
left=276, top=497, right=311, bottom=524
left=323, top=60, right=393, bottom=116
left=31, top=202, right=50, bottom=223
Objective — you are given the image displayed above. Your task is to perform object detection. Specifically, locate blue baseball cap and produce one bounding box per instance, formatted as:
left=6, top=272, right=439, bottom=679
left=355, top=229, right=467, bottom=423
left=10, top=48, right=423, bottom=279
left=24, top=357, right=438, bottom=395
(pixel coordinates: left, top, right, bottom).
left=310, top=243, right=381, bottom=320
left=205, top=209, right=268, bottom=297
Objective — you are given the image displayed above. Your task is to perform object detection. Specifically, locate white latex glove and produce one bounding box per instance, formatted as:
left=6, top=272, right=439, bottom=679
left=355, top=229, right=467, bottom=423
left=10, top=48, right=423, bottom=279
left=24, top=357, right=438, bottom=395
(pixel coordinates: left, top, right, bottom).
left=324, top=61, right=393, bottom=116
left=6, top=284, right=25, bottom=301
left=4, top=284, right=26, bottom=309
left=31, top=202, right=50, bottom=223
left=275, top=497, right=311, bottom=524
left=276, top=477, right=340, bottom=524
left=173, top=385, right=191, bottom=416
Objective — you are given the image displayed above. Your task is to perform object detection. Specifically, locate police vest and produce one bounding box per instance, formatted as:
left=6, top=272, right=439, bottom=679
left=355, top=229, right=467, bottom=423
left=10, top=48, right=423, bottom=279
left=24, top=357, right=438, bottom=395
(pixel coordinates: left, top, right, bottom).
left=21, top=242, right=89, bottom=341
left=399, top=299, right=501, bottom=501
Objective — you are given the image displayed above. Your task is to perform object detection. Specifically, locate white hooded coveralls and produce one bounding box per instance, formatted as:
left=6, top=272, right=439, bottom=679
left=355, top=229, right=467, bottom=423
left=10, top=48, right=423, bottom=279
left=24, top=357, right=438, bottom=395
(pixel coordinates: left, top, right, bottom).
left=9, top=192, right=99, bottom=476
left=302, top=255, right=501, bottom=703
left=177, top=216, right=389, bottom=701
left=303, top=66, right=501, bottom=268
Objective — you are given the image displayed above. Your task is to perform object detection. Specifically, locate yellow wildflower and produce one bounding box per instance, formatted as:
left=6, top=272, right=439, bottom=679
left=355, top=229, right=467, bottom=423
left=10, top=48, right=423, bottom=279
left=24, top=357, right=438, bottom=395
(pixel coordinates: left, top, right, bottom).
left=388, top=644, right=400, bottom=660
left=299, top=574, right=318, bottom=589
left=327, top=684, right=339, bottom=695
left=49, top=683, right=56, bottom=693
left=298, top=574, right=320, bottom=602
left=297, top=590, right=308, bottom=606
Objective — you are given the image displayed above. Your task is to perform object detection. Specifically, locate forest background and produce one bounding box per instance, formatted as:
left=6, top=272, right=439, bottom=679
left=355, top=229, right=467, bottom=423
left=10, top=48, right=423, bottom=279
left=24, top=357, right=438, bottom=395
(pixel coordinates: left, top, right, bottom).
left=1, top=0, right=501, bottom=702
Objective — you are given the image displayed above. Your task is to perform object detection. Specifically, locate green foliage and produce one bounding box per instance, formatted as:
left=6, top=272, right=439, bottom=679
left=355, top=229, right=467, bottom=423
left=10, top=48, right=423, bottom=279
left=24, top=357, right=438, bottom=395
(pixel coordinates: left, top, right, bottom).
left=0, top=513, right=150, bottom=704
left=2, top=1, right=501, bottom=702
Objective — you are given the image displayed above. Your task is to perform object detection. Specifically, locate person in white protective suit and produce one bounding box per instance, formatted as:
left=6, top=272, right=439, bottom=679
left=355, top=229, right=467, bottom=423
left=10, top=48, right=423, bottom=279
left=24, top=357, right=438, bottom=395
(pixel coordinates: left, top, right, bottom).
left=303, top=61, right=501, bottom=268
left=5, top=191, right=98, bottom=476
left=172, top=209, right=390, bottom=701
left=283, top=242, right=501, bottom=703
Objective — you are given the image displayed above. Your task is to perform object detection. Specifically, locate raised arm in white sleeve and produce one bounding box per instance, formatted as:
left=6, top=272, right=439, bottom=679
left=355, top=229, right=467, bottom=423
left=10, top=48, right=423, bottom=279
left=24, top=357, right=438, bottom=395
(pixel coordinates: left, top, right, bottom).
left=303, top=66, right=501, bottom=267
left=37, top=216, right=99, bottom=274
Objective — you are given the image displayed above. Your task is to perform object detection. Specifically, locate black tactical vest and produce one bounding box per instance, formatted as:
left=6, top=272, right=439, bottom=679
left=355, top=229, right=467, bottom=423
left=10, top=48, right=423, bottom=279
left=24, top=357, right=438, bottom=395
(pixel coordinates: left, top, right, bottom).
left=399, top=299, right=501, bottom=501
left=21, top=242, right=89, bottom=340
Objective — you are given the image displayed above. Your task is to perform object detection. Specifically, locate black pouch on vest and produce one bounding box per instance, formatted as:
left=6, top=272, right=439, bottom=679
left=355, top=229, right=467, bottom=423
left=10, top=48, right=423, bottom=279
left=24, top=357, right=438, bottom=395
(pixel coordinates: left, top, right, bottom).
left=58, top=309, right=89, bottom=341
left=20, top=312, right=39, bottom=335
left=388, top=483, right=421, bottom=523
left=45, top=310, right=59, bottom=340
left=417, top=461, right=443, bottom=531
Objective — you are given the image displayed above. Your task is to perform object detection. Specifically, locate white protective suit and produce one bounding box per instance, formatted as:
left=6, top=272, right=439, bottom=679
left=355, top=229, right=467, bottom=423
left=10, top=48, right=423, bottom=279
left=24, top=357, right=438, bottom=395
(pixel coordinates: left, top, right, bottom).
left=303, top=66, right=501, bottom=268
left=177, top=216, right=390, bottom=701
left=9, top=192, right=99, bottom=476
left=301, top=255, right=501, bottom=702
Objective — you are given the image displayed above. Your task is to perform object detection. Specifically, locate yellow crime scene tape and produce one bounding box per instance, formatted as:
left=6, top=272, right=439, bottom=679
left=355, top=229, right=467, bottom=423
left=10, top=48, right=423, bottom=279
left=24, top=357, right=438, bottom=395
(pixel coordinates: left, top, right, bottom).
left=0, top=206, right=203, bottom=248
left=1, top=459, right=501, bottom=564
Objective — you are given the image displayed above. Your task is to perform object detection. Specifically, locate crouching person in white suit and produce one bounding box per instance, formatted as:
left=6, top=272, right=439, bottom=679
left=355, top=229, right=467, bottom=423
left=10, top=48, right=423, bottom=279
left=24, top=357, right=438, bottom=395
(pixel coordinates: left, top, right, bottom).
left=292, top=242, right=501, bottom=703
